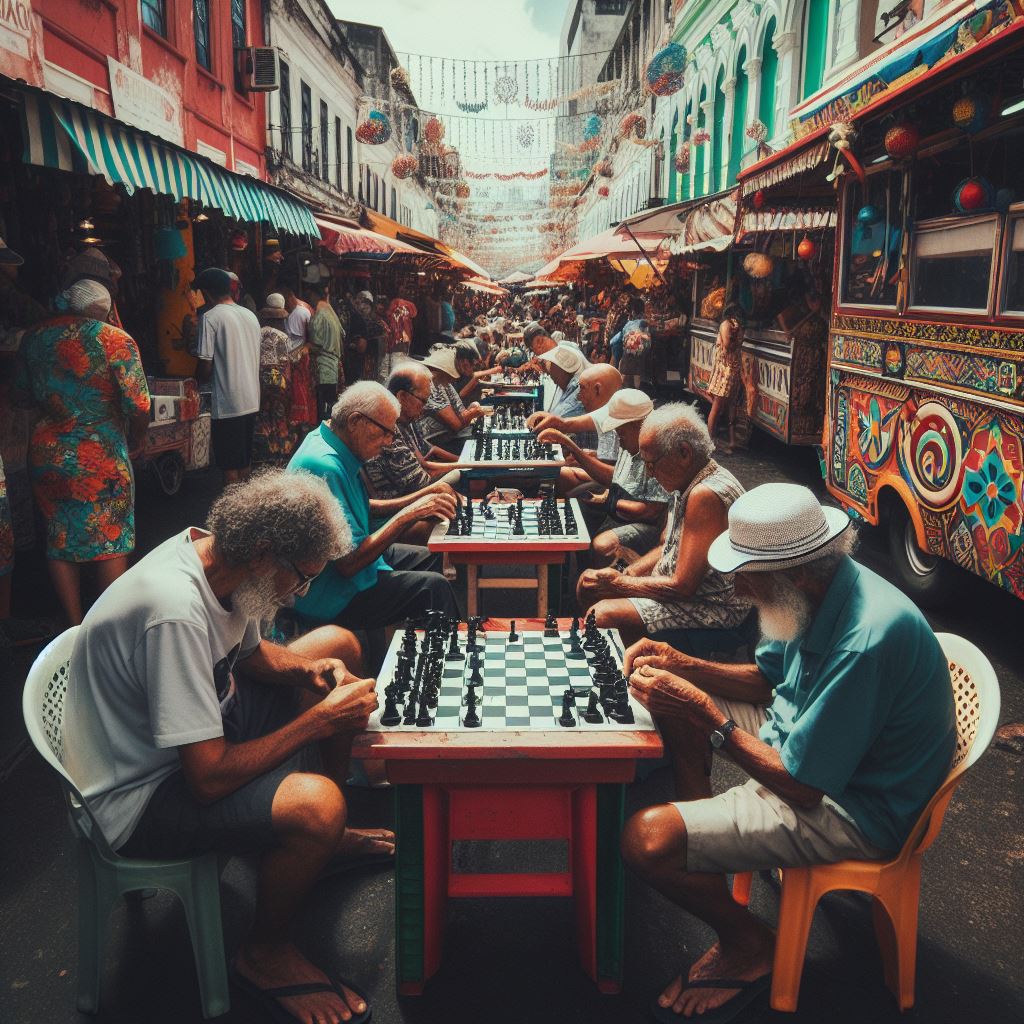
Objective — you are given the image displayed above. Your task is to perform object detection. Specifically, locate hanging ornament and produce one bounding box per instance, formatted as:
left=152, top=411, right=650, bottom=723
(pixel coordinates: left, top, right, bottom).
left=598, top=185, right=610, bottom=198
left=797, top=236, right=817, bottom=260
left=752, top=189, right=765, bottom=210
left=517, top=124, right=535, bottom=148
left=455, top=180, right=471, bottom=199
left=952, top=93, right=988, bottom=134
left=995, top=187, right=1017, bottom=213
left=390, top=66, right=410, bottom=91
left=424, top=116, right=445, bottom=146
left=596, top=159, right=613, bottom=178
left=456, top=98, right=488, bottom=113
left=644, top=41, right=687, bottom=97
left=391, top=154, right=418, bottom=179
left=743, top=252, right=775, bottom=279
left=692, top=129, right=711, bottom=146
left=443, top=150, right=460, bottom=179
left=229, top=229, right=249, bottom=253
left=746, top=119, right=768, bottom=143
left=356, top=111, right=391, bottom=145
left=583, top=114, right=602, bottom=140
left=673, top=145, right=690, bottom=174
left=617, top=112, right=647, bottom=140
left=954, top=177, right=993, bottom=213
left=884, top=123, right=920, bottom=160
left=495, top=74, right=518, bottom=104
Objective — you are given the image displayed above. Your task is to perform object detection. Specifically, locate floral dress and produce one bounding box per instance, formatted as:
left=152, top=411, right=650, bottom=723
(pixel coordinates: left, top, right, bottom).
left=708, top=318, right=743, bottom=399
left=15, top=316, right=150, bottom=562
left=254, top=326, right=293, bottom=464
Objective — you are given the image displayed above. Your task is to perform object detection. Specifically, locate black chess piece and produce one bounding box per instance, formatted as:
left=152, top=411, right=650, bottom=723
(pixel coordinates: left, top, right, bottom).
left=415, top=695, right=433, bottom=727
left=380, top=690, right=402, bottom=726
left=544, top=610, right=558, bottom=637
left=608, top=687, right=635, bottom=724
left=558, top=690, right=577, bottom=727
left=567, top=629, right=586, bottom=659
left=563, top=498, right=577, bottom=535
left=447, top=622, right=464, bottom=661
left=463, top=694, right=482, bottom=728
left=582, top=689, right=604, bottom=724
left=508, top=620, right=520, bottom=643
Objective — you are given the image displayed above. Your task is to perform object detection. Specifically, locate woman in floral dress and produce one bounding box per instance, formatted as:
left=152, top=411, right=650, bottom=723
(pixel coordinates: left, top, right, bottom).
left=14, top=280, right=150, bottom=625
left=253, top=296, right=294, bottom=464
left=706, top=304, right=745, bottom=453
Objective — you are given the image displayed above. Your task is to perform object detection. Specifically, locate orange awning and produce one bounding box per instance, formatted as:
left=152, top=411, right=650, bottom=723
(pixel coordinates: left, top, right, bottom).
left=316, top=215, right=423, bottom=260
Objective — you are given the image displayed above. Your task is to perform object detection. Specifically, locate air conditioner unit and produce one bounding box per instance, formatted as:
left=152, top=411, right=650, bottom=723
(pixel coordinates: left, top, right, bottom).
left=239, top=46, right=280, bottom=92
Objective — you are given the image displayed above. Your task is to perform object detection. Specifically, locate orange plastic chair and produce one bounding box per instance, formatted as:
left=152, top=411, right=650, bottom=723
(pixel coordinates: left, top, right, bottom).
left=732, top=633, right=1000, bottom=1012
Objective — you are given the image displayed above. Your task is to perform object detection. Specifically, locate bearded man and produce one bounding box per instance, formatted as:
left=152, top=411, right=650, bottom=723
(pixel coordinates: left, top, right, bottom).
left=619, top=483, right=956, bottom=1022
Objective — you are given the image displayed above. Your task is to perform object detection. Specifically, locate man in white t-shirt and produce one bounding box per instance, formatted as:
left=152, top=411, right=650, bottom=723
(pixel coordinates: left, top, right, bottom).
left=195, top=268, right=261, bottom=485
left=281, top=281, right=312, bottom=353
left=62, top=470, right=383, bottom=1024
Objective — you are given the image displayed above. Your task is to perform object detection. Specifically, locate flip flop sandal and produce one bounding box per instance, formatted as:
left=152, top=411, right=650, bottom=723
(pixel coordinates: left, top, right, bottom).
left=649, top=974, right=771, bottom=1024
left=230, top=965, right=372, bottom=1024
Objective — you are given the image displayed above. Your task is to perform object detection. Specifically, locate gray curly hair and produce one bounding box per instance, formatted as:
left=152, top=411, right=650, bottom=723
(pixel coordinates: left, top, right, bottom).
left=206, top=468, right=352, bottom=567
left=640, top=402, right=714, bottom=461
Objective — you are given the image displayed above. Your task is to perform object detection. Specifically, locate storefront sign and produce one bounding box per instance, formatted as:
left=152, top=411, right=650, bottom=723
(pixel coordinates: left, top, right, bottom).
left=0, top=0, right=35, bottom=60
left=107, top=57, right=183, bottom=147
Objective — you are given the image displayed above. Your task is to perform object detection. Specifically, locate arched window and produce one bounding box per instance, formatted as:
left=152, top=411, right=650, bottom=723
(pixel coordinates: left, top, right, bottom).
left=803, top=0, right=829, bottom=99
left=680, top=100, right=692, bottom=201
left=759, top=18, right=778, bottom=140
left=728, top=48, right=748, bottom=185
left=711, top=67, right=726, bottom=193
left=668, top=109, right=679, bottom=204
left=694, top=86, right=707, bottom=198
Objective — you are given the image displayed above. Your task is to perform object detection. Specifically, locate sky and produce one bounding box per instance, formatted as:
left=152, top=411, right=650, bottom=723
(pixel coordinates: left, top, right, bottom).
left=329, top=0, right=568, bottom=62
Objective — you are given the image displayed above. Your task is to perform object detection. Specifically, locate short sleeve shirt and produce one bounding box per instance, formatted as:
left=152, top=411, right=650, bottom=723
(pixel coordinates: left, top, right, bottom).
left=754, top=558, right=956, bottom=851
left=288, top=423, right=391, bottom=619
left=285, top=303, right=311, bottom=351
left=196, top=302, right=261, bottom=419
left=610, top=448, right=670, bottom=504
left=419, top=381, right=465, bottom=441
left=363, top=421, right=431, bottom=499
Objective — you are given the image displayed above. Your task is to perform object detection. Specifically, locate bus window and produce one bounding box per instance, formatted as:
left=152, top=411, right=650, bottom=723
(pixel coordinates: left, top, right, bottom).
left=841, top=170, right=901, bottom=307
left=909, top=215, right=996, bottom=313
left=1001, top=215, right=1024, bottom=315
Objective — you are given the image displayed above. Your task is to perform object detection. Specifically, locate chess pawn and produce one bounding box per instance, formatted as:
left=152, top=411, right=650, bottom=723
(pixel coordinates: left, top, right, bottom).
left=558, top=690, right=577, bottom=728
left=582, top=689, right=604, bottom=724
left=380, top=691, right=402, bottom=727
left=462, top=696, right=482, bottom=728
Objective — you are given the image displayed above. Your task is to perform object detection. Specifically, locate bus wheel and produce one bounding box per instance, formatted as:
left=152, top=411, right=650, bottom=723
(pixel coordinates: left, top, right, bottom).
left=886, top=503, right=955, bottom=607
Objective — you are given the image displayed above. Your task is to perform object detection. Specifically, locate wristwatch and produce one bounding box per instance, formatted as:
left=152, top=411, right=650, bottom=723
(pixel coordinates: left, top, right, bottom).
left=709, top=718, right=738, bottom=749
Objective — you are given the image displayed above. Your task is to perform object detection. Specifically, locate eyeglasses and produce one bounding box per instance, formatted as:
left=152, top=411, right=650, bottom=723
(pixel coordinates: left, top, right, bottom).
left=358, top=412, right=397, bottom=440
left=281, top=558, right=317, bottom=595
left=641, top=451, right=669, bottom=473
left=400, top=387, right=431, bottom=406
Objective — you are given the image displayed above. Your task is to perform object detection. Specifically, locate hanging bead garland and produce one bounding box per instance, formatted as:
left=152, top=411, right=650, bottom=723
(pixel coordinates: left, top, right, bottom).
left=517, top=124, right=535, bottom=148
left=391, top=154, right=418, bottom=179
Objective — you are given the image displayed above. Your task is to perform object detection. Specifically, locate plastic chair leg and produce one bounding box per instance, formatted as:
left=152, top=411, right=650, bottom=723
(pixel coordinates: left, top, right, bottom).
left=769, top=869, right=821, bottom=1013
left=732, top=871, right=753, bottom=906
left=873, top=861, right=922, bottom=1011
left=176, top=856, right=230, bottom=1019
left=75, top=843, right=117, bottom=1013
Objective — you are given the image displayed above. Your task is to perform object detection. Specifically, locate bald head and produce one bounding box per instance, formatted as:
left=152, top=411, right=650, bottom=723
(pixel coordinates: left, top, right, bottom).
left=578, top=363, right=623, bottom=413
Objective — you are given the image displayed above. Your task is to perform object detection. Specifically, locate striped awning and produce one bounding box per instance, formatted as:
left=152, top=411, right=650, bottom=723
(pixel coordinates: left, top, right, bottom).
left=19, top=88, right=318, bottom=239
left=315, top=215, right=424, bottom=261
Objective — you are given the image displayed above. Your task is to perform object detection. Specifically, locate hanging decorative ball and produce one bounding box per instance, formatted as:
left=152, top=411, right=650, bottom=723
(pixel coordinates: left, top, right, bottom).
left=391, top=153, right=418, bottom=180
left=598, top=185, right=610, bottom=198
left=424, top=116, right=445, bottom=146
left=583, top=114, right=602, bottom=141
left=390, top=66, right=410, bottom=91
left=752, top=189, right=765, bottom=210
left=442, top=150, right=460, bottom=178
left=455, top=181, right=471, bottom=200
left=617, top=113, right=647, bottom=140
left=517, top=124, right=535, bottom=148
left=797, top=236, right=817, bottom=260
left=356, top=110, right=391, bottom=145
left=596, top=159, right=613, bottom=178
left=692, top=129, right=711, bottom=146
left=884, top=124, right=920, bottom=159
left=494, top=75, right=518, bottom=104
left=954, top=177, right=993, bottom=213
left=673, top=146, right=690, bottom=173
left=995, top=187, right=1017, bottom=213
left=857, top=204, right=882, bottom=225
left=745, top=119, right=768, bottom=143
left=952, top=94, right=988, bottom=134
left=743, top=252, right=775, bottom=279
left=644, top=41, right=687, bottom=97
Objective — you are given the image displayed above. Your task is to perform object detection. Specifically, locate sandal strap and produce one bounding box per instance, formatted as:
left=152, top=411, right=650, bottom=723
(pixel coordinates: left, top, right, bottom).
left=258, top=981, right=336, bottom=998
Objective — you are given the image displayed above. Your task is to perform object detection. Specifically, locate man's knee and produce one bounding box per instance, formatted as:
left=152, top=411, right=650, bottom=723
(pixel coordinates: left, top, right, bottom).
left=591, top=531, right=619, bottom=563
left=621, top=805, right=686, bottom=876
left=273, top=772, right=347, bottom=844
left=419, top=571, right=458, bottom=614
left=592, top=600, right=618, bottom=629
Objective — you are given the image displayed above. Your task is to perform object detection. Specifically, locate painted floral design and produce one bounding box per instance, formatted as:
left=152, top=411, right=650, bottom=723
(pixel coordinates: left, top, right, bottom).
left=963, top=448, right=1017, bottom=528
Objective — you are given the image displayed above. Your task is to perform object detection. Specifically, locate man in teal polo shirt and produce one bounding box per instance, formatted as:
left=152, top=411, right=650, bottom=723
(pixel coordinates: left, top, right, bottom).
left=618, top=483, right=956, bottom=1022
left=287, top=381, right=458, bottom=647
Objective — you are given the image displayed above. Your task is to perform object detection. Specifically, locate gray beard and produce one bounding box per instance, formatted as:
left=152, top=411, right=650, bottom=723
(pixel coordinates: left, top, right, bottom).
left=754, top=577, right=813, bottom=643
left=231, top=575, right=284, bottom=624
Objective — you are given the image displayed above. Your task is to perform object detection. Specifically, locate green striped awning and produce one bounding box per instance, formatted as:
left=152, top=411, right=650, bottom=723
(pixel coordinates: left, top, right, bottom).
left=19, top=88, right=318, bottom=239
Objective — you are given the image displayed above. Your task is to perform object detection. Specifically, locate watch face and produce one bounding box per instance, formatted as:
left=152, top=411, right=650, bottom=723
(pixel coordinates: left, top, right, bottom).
left=710, top=731, right=725, bottom=748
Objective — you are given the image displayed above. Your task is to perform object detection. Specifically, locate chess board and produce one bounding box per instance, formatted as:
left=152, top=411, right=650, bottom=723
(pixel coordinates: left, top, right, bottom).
left=428, top=497, right=590, bottom=552
left=458, top=437, right=564, bottom=466
left=368, top=627, right=656, bottom=733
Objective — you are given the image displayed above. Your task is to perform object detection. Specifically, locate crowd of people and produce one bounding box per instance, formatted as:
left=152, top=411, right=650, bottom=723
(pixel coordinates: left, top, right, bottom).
left=5, top=241, right=959, bottom=1024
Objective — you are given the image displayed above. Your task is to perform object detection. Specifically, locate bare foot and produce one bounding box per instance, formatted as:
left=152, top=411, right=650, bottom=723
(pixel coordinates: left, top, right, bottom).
left=235, top=942, right=366, bottom=1023
left=335, top=826, right=395, bottom=859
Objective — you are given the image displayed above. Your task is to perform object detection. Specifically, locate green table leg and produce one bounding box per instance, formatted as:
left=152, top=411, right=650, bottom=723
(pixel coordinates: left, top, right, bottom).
left=595, top=782, right=626, bottom=989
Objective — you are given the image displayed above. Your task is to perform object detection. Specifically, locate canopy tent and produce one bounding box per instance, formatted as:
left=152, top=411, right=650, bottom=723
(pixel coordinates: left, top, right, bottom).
left=534, top=225, right=667, bottom=279
left=616, top=190, right=739, bottom=256
left=461, top=276, right=509, bottom=295
left=363, top=209, right=491, bottom=279
left=18, top=86, right=317, bottom=239
left=498, top=270, right=534, bottom=285
left=316, top=215, right=425, bottom=260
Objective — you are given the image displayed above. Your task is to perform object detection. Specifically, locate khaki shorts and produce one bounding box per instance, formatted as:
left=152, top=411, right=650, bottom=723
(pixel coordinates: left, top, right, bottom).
left=673, top=696, right=888, bottom=873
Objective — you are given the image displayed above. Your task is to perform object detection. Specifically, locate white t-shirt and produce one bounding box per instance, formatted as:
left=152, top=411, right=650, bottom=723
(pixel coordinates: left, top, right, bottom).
left=63, top=528, right=262, bottom=851
left=196, top=302, right=261, bottom=419
left=286, top=303, right=311, bottom=352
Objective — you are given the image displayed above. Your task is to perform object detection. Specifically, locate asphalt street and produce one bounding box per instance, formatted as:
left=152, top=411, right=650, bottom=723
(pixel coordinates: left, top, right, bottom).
left=1, top=432, right=1021, bottom=1024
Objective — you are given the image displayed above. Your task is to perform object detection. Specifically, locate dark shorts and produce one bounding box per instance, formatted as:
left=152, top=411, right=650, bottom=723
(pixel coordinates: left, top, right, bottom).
left=211, top=412, right=256, bottom=471
left=119, top=682, right=319, bottom=859
left=316, top=383, right=338, bottom=420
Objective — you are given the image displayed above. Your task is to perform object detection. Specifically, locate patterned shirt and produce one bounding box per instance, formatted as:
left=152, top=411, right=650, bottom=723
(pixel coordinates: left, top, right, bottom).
left=419, top=381, right=466, bottom=441
left=363, top=420, right=431, bottom=499
left=610, top=448, right=670, bottom=504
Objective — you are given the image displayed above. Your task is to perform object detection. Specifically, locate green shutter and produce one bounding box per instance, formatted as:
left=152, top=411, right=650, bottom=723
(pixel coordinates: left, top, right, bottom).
left=803, top=0, right=829, bottom=99
left=760, top=19, right=778, bottom=140
left=712, top=69, right=726, bottom=193
left=668, top=111, right=678, bottom=204
left=728, top=53, right=748, bottom=186
left=694, top=93, right=706, bottom=198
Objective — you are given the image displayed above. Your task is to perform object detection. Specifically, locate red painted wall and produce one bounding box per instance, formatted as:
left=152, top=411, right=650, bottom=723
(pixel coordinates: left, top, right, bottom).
left=3, top=0, right=266, bottom=177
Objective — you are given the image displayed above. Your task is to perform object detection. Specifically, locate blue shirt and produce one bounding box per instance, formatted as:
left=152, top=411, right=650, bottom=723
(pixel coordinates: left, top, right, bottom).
left=754, top=558, right=955, bottom=852
left=287, top=423, right=390, bottom=619
left=551, top=373, right=598, bottom=449
left=440, top=301, right=455, bottom=333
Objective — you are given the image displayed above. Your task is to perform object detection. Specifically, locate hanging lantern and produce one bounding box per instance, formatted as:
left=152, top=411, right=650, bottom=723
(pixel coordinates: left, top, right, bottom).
left=356, top=110, right=391, bottom=145
left=391, top=153, right=418, bottom=179
left=494, top=75, right=518, bottom=104
left=424, top=116, right=445, bottom=146
left=598, top=185, right=610, bottom=198
left=390, top=66, right=410, bottom=90
left=617, top=113, right=647, bottom=140
left=954, top=177, right=993, bottom=213
left=644, top=41, right=687, bottom=97
left=692, top=129, right=711, bottom=146
left=952, top=93, right=988, bottom=134
left=797, top=236, right=817, bottom=260
left=583, top=114, right=602, bottom=141
left=596, top=159, right=613, bottom=178
left=752, top=189, right=765, bottom=210
left=517, top=124, right=535, bottom=148
left=884, top=123, right=920, bottom=160
left=743, top=252, right=775, bottom=279
left=455, top=180, right=471, bottom=199
left=995, top=187, right=1017, bottom=213
left=229, top=229, right=249, bottom=252
left=673, top=146, right=690, bottom=174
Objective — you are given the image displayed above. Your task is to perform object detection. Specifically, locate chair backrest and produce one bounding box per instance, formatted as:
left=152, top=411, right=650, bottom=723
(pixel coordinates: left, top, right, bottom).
left=22, top=626, right=116, bottom=855
left=897, top=632, right=1001, bottom=862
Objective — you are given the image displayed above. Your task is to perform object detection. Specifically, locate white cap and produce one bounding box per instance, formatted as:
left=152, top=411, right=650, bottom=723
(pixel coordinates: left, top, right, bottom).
left=539, top=343, right=587, bottom=376
left=264, top=292, right=286, bottom=310
left=422, top=347, right=459, bottom=378
left=707, top=483, right=852, bottom=574
left=591, top=388, right=653, bottom=430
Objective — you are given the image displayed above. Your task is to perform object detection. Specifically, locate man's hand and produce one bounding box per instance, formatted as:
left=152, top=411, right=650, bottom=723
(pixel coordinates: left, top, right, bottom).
left=315, top=677, right=379, bottom=736
left=304, top=657, right=352, bottom=697
left=577, top=567, right=620, bottom=599
left=527, top=411, right=562, bottom=432
left=537, top=427, right=571, bottom=449
left=426, top=481, right=457, bottom=498
left=623, top=638, right=701, bottom=676
left=405, top=491, right=457, bottom=523
left=466, top=402, right=486, bottom=422
left=628, top=665, right=720, bottom=725
left=475, top=367, right=503, bottom=380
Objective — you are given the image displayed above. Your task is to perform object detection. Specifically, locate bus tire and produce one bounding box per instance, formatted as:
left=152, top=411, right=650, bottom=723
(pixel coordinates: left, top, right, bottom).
left=885, top=503, right=956, bottom=608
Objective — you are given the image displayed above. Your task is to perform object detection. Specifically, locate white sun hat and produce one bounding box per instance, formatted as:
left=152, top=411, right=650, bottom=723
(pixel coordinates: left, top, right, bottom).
left=591, top=388, right=653, bottom=431
left=422, top=347, right=459, bottom=378
left=539, top=344, right=587, bottom=376
left=707, top=483, right=852, bottom=574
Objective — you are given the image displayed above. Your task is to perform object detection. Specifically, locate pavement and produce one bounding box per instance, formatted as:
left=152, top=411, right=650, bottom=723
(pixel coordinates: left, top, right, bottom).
left=1, top=434, right=1022, bottom=1024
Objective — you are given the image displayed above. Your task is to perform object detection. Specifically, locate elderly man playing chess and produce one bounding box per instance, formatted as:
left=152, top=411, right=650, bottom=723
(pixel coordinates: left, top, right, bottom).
left=577, top=403, right=750, bottom=647
left=619, top=483, right=956, bottom=1022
